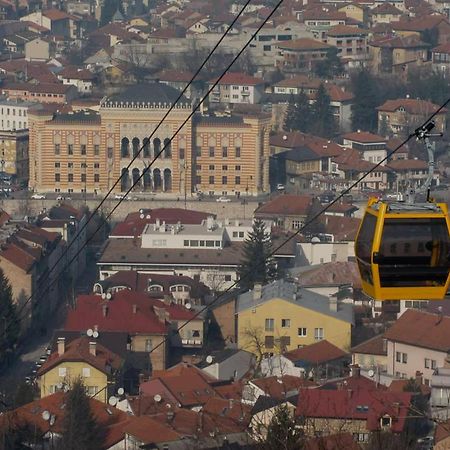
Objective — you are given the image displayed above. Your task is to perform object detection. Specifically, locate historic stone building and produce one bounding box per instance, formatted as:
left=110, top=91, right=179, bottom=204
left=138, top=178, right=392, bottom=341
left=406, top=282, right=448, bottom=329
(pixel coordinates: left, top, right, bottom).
left=28, top=83, right=271, bottom=197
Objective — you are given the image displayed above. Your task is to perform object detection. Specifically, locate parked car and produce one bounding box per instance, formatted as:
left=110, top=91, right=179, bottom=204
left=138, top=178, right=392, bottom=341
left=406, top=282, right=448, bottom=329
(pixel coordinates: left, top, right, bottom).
left=276, top=183, right=285, bottom=191
left=31, top=193, right=46, bottom=199
left=56, top=195, right=71, bottom=201
left=216, top=196, right=231, bottom=203
left=114, top=193, right=125, bottom=200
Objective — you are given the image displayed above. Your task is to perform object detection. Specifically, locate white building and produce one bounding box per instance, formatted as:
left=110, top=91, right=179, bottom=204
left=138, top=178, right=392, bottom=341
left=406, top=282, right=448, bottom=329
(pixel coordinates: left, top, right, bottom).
left=0, top=98, right=36, bottom=131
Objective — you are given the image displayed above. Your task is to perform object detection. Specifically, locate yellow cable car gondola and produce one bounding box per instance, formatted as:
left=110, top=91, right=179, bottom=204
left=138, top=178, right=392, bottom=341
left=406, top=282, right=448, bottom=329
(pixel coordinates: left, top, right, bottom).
left=355, top=121, right=450, bottom=301
left=355, top=198, right=450, bottom=300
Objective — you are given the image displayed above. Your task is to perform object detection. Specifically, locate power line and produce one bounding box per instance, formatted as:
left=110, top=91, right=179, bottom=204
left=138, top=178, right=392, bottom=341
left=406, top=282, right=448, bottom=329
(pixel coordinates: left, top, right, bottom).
left=2, top=0, right=261, bottom=335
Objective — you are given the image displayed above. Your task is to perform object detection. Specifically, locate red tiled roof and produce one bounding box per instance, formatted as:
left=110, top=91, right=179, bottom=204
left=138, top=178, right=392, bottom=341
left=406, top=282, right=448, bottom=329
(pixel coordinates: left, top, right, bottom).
left=327, top=24, right=368, bottom=36
left=277, top=38, right=333, bottom=51
left=111, top=208, right=212, bottom=237
left=203, top=397, right=252, bottom=424
left=342, top=131, right=387, bottom=143
left=283, top=340, right=348, bottom=364
left=391, top=14, right=449, bottom=32
left=2, top=81, right=73, bottom=95
left=255, top=194, right=314, bottom=216
left=384, top=309, right=450, bottom=352
left=296, top=389, right=412, bottom=432
left=43, top=8, right=79, bottom=21
left=433, top=42, right=450, bottom=54
left=64, top=290, right=169, bottom=335
left=156, top=69, right=196, bottom=82
left=0, top=241, right=37, bottom=272
left=387, top=158, right=428, bottom=170
left=251, top=375, right=316, bottom=399
left=370, top=35, right=429, bottom=49
left=371, top=3, right=403, bottom=14
left=321, top=215, right=361, bottom=241
left=351, top=334, right=387, bottom=356
left=435, top=418, right=450, bottom=444
left=58, top=66, right=95, bottom=81
left=305, top=433, right=361, bottom=450
left=377, top=98, right=445, bottom=115
left=0, top=392, right=129, bottom=448
left=0, top=209, right=10, bottom=226
left=38, top=336, right=123, bottom=376
left=124, top=416, right=181, bottom=444
left=208, top=72, right=264, bottom=86
left=298, top=261, right=362, bottom=288
left=388, top=379, right=431, bottom=396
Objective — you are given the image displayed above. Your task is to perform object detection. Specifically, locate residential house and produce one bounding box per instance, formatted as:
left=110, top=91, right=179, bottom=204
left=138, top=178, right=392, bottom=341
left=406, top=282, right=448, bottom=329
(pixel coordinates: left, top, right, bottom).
left=0, top=392, right=129, bottom=449
left=369, top=35, right=429, bottom=75
left=3, top=30, right=40, bottom=53
left=303, top=9, right=347, bottom=40
left=37, top=336, right=123, bottom=402
left=387, top=158, right=437, bottom=191
left=237, top=280, right=354, bottom=354
left=0, top=0, right=14, bottom=20
left=296, top=387, right=413, bottom=443
left=341, top=130, right=388, bottom=165
left=431, top=42, right=450, bottom=74
left=351, top=334, right=388, bottom=374
left=208, top=72, right=265, bottom=105
left=261, top=339, right=349, bottom=379
left=25, top=37, right=55, bottom=61
left=370, top=3, right=403, bottom=24
left=325, top=25, right=369, bottom=65
left=209, top=294, right=238, bottom=345
left=20, top=9, right=81, bottom=39
left=337, top=3, right=367, bottom=24
left=64, top=290, right=170, bottom=371
left=57, top=66, right=95, bottom=94
left=276, top=38, right=334, bottom=73
left=377, top=98, right=447, bottom=137
left=197, top=348, right=256, bottom=381
left=383, top=309, right=450, bottom=384
left=0, top=125, right=30, bottom=182
left=1, top=82, right=78, bottom=104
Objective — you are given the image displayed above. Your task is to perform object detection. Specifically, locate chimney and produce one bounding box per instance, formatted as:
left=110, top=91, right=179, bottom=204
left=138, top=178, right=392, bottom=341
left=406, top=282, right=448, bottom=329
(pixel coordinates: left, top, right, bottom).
left=329, top=294, right=338, bottom=312
left=415, top=371, right=423, bottom=385
left=132, top=304, right=137, bottom=314
left=350, top=364, right=361, bottom=378
left=57, top=337, right=65, bottom=356
left=89, top=341, right=96, bottom=357
left=167, top=410, right=175, bottom=422
left=102, top=304, right=108, bottom=317
left=154, top=306, right=168, bottom=323
left=253, top=283, right=263, bottom=301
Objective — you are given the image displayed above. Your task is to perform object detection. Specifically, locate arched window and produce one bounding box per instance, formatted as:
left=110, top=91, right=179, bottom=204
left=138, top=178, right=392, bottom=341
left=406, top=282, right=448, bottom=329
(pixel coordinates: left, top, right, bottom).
left=132, top=137, right=140, bottom=158
left=164, top=138, right=171, bottom=158
left=143, top=138, right=150, bottom=157
left=121, top=137, right=129, bottom=158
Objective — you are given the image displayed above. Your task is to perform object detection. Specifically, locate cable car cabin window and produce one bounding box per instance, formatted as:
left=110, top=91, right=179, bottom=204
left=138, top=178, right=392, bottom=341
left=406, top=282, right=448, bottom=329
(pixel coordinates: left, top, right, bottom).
left=356, top=213, right=377, bottom=285
left=377, top=218, right=450, bottom=287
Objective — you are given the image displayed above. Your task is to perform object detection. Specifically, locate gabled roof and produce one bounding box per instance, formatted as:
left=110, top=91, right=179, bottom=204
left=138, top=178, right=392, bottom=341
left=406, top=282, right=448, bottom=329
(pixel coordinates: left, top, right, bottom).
left=123, top=416, right=181, bottom=444
left=377, top=98, right=445, bottom=114
left=351, top=334, right=387, bottom=356
left=283, top=340, right=348, bottom=364
left=391, top=14, right=449, bottom=32
left=43, top=8, right=79, bottom=21
left=254, top=194, right=314, bottom=216
left=64, top=290, right=169, bottom=335
left=251, top=375, right=316, bottom=399
left=370, top=34, right=429, bottom=49
left=208, top=72, right=265, bottom=86
left=296, top=261, right=362, bottom=288
left=342, top=130, right=386, bottom=143
left=277, top=38, right=333, bottom=51
left=384, top=309, right=450, bottom=352
left=387, top=158, right=428, bottom=170
left=58, top=66, right=95, bottom=81
left=38, top=336, right=123, bottom=376
left=327, top=24, right=368, bottom=36
left=371, top=3, right=403, bottom=14
left=321, top=215, right=361, bottom=241
left=433, top=42, right=450, bottom=54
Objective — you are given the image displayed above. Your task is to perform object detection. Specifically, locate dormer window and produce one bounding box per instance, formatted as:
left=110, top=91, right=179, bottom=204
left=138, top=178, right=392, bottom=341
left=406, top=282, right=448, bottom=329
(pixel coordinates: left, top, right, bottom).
left=148, top=284, right=163, bottom=292
left=380, top=415, right=392, bottom=428
left=397, top=106, right=405, bottom=112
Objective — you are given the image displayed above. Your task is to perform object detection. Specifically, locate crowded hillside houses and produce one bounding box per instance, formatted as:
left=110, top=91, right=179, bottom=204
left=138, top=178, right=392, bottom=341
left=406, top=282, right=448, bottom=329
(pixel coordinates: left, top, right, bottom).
left=0, top=0, right=449, bottom=447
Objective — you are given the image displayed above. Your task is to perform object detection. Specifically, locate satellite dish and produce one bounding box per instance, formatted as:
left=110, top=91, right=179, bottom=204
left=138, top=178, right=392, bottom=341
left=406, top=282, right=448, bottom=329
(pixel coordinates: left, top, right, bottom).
left=106, top=292, right=112, bottom=300
left=311, top=236, right=321, bottom=243
left=101, top=293, right=106, bottom=300
left=185, top=302, right=192, bottom=310
left=146, top=214, right=151, bottom=219
left=56, top=382, right=63, bottom=389
left=42, top=410, right=50, bottom=421
left=140, top=214, right=145, bottom=219
left=108, top=396, right=118, bottom=406
left=63, top=385, right=69, bottom=392
left=93, top=331, right=99, bottom=339
left=87, top=328, right=93, bottom=337
left=166, top=403, right=172, bottom=409
left=206, top=355, right=213, bottom=364
left=139, top=209, right=144, bottom=214
left=117, top=387, right=124, bottom=396
left=154, top=394, right=162, bottom=402
left=368, top=369, right=375, bottom=378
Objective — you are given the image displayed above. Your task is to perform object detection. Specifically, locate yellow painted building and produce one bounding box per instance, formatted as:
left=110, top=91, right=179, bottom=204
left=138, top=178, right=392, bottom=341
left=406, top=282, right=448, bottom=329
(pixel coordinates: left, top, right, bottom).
left=237, top=281, right=353, bottom=354
left=37, top=337, right=123, bottom=403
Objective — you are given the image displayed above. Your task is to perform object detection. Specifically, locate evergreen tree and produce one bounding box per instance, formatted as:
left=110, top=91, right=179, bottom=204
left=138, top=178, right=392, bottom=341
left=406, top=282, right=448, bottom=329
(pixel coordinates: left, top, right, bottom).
left=293, top=89, right=313, bottom=133
left=237, top=219, right=277, bottom=291
left=310, top=83, right=336, bottom=138
left=315, top=47, right=344, bottom=79
left=100, top=0, right=124, bottom=26
left=0, top=269, right=19, bottom=367
left=14, top=382, right=35, bottom=408
left=378, top=113, right=389, bottom=138
left=351, top=68, right=379, bottom=132
left=283, top=94, right=297, bottom=132
left=59, top=378, right=105, bottom=450
left=265, top=405, right=304, bottom=450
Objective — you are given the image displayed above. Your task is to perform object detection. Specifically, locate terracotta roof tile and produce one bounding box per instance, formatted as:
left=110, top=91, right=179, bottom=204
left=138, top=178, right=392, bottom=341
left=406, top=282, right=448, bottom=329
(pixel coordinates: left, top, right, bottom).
left=387, top=158, right=428, bottom=170
left=124, top=416, right=181, bottom=444
left=371, top=3, right=403, bottom=14
left=391, top=14, right=449, bottom=32
left=208, top=71, right=264, bottom=86
left=388, top=379, right=431, bottom=395
left=277, top=38, right=333, bottom=51
left=283, top=340, right=348, bottom=364
left=342, top=131, right=387, bottom=143
left=327, top=24, right=368, bottom=36
left=351, top=334, right=387, bottom=355
left=255, top=194, right=314, bottom=216
left=251, top=375, right=316, bottom=399
left=377, top=98, right=445, bottom=114
left=384, top=309, right=450, bottom=352
left=298, top=261, right=362, bottom=288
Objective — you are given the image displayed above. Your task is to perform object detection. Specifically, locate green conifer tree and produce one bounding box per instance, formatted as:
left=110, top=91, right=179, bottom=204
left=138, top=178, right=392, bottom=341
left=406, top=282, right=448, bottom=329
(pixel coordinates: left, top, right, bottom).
left=283, top=94, right=297, bottom=132
left=0, top=269, right=19, bottom=367
left=310, top=83, right=336, bottom=138
left=293, top=89, right=313, bottom=133
left=237, top=219, right=277, bottom=291
left=351, top=69, right=379, bottom=132
left=265, top=405, right=305, bottom=450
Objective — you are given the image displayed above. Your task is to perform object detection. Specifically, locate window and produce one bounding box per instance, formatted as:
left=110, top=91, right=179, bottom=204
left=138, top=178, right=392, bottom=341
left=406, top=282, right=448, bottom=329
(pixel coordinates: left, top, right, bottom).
left=381, top=416, right=392, bottom=428
left=195, top=146, right=201, bottom=156
left=209, top=146, right=215, bottom=157
left=222, top=165, right=228, bottom=171
left=235, top=147, right=241, bottom=157
left=55, top=144, right=60, bottom=155
left=94, top=174, right=100, bottom=183
left=209, top=176, right=214, bottom=184
left=396, top=352, right=401, bottom=362
left=402, top=353, right=407, bottom=363
left=314, top=328, right=324, bottom=340
left=235, top=165, right=241, bottom=171
left=235, top=176, right=241, bottom=185
left=81, top=144, right=86, bottom=155
left=94, top=163, right=100, bottom=169
left=87, top=386, right=98, bottom=396
left=225, top=275, right=232, bottom=281
left=222, top=176, right=227, bottom=184
left=432, top=359, right=437, bottom=369
left=55, top=162, right=60, bottom=168
left=179, top=148, right=185, bottom=159
left=81, top=173, right=86, bottom=182
left=55, top=173, right=60, bottom=182
left=68, top=144, right=73, bottom=155
left=58, top=367, right=67, bottom=377
left=292, top=220, right=303, bottom=230
left=82, top=367, right=91, bottom=377
left=298, top=327, right=307, bottom=337
left=68, top=162, right=73, bottom=169
left=265, top=318, right=274, bottom=331
left=145, top=339, right=152, bottom=352
left=209, top=165, right=215, bottom=170
left=281, top=319, right=290, bottom=328
left=68, top=173, right=73, bottom=182
left=107, top=147, right=113, bottom=158
left=265, top=335, right=274, bottom=348
left=94, top=144, right=99, bottom=156
left=222, top=146, right=228, bottom=157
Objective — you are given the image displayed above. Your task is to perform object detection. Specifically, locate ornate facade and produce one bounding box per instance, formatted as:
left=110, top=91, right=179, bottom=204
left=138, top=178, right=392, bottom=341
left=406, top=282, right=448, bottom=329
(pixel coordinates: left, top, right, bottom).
left=29, top=83, right=270, bottom=196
